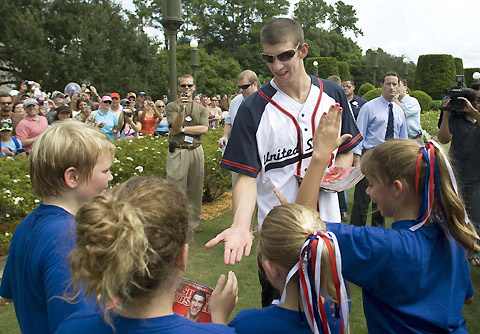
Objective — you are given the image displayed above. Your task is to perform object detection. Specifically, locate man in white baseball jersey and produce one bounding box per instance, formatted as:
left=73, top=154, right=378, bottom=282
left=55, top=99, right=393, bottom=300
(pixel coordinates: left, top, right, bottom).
left=206, top=18, right=361, bottom=290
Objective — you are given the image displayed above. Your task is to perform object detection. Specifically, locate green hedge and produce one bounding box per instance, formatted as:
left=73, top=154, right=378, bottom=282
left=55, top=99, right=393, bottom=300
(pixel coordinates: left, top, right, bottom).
left=410, top=90, right=433, bottom=111
left=465, top=68, right=480, bottom=88
left=305, top=57, right=339, bottom=78
left=358, top=82, right=375, bottom=97
left=0, top=128, right=231, bottom=223
left=415, top=54, right=456, bottom=100
left=454, top=57, right=464, bottom=75
left=362, top=87, right=382, bottom=101
left=430, top=100, right=443, bottom=111
left=337, top=61, right=351, bottom=80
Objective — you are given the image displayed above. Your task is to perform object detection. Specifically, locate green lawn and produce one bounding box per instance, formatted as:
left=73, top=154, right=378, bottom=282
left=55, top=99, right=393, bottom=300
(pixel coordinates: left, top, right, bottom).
left=1, top=189, right=479, bottom=333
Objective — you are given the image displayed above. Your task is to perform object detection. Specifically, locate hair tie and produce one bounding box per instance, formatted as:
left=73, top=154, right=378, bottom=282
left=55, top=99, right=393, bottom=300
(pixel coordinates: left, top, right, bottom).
left=273, top=231, right=349, bottom=334
left=411, top=140, right=468, bottom=231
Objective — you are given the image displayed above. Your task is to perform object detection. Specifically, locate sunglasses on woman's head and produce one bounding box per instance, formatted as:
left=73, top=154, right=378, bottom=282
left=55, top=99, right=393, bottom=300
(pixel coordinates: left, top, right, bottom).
left=261, top=43, right=301, bottom=64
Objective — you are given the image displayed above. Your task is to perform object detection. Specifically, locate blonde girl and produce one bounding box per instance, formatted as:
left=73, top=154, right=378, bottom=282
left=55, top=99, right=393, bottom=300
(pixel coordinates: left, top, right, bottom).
left=297, top=113, right=479, bottom=333
left=57, top=176, right=238, bottom=333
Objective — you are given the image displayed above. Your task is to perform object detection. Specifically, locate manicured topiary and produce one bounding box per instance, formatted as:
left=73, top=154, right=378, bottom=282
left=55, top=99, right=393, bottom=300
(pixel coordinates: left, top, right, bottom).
left=337, top=61, right=351, bottom=80
left=410, top=90, right=433, bottom=112
left=305, top=57, right=339, bottom=78
left=358, top=82, right=375, bottom=97
left=362, top=87, right=382, bottom=101
left=465, top=68, right=480, bottom=88
left=430, top=100, right=443, bottom=111
left=454, top=57, right=464, bottom=75
left=415, top=54, right=456, bottom=100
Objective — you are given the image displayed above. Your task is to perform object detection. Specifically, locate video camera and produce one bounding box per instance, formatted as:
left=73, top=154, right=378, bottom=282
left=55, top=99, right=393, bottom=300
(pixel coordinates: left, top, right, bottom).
left=448, top=75, right=476, bottom=112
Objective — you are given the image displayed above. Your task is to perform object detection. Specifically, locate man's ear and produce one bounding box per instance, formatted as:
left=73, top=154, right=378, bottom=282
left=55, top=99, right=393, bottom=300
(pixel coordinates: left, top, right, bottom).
left=64, top=167, right=80, bottom=189
left=299, top=43, right=309, bottom=60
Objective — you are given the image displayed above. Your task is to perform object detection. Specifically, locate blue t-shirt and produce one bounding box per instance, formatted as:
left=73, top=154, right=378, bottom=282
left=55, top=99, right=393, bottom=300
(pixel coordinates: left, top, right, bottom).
left=55, top=310, right=236, bottom=333
left=326, top=220, right=473, bottom=334
left=0, top=204, right=92, bottom=334
left=0, top=137, right=22, bottom=156
left=229, top=304, right=341, bottom=334
left=93, top=109, right=119, bottom=141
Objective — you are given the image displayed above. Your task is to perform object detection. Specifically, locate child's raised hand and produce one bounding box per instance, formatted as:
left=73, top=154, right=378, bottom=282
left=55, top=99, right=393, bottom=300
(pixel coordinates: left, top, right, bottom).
left=312, top=104, right=351, bottom=161
left=209, top=271, right=238, bottom=325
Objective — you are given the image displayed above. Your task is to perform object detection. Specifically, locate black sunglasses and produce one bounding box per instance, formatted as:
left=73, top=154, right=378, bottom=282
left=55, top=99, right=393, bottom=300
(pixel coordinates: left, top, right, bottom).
left=342, top=85, right=352, bottom=89
left=180, top=84, right=194, bottom=88
left=103, top=101, right=112, bottom=104
left=261, top=43, right=301, bottom=64
left=0, top=101, right=12, bottom=105
left=238, top=82, right=254, bottom=90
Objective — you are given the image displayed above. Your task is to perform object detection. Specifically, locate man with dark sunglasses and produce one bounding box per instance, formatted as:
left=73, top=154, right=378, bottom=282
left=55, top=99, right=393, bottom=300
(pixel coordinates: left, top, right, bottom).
left=166, top=74, right=208, bottom=234
left=0, top=93, right=13, bottom=121
left=209, top=18, right=361, bottom=305
left=218, top=70, right=258, bottom=187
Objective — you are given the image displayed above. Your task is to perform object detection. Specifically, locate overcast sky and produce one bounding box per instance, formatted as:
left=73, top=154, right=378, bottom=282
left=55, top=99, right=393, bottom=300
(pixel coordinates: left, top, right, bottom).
left=119, top=0, right=479, bottom=70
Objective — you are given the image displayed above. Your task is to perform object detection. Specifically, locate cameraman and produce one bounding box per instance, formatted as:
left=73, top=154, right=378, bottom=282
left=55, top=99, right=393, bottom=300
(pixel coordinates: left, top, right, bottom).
left=438, top=83, right=480, bottom=265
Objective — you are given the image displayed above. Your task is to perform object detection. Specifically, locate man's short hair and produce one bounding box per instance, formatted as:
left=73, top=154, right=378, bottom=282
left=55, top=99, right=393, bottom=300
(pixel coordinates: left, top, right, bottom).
left=0, top=92, right=12, bottom=100
left=381, top=71, right=400, bottom=83
left=327, top=75, right=341, bottom=85
left=260, top=18, right=304, bottom=47
left=399, top=78, right=408, bottom=86
left=341, top=78, right=354, bottom=85
left=29, top=121, right=115, bottom=198
left=178, top=74, right=194, bottom=85
left=471, top=83, right=480, bottom=91
left=238, top=70, right=258, bottom=83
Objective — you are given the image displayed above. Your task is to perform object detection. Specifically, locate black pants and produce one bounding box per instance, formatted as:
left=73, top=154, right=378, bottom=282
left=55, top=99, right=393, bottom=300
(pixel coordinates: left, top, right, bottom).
left=350, top=177, right=385, bottom=227
left=257, top=255, right=280, bottom=307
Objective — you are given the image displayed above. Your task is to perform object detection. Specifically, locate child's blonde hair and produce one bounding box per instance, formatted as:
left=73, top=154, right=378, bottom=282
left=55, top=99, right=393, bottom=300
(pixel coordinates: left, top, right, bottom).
left=259, top=203, right=337, bottom=302
left=68, top=176, right=190, bottom=323
left=362, top=139, right=480, bottom=254
left=29, top=120, right=115, bottom=198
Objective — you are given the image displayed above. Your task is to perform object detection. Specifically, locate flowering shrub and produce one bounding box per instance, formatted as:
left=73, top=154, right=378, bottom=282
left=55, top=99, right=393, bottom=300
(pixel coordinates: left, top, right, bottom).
left=0, top=128, right=231, bottom=229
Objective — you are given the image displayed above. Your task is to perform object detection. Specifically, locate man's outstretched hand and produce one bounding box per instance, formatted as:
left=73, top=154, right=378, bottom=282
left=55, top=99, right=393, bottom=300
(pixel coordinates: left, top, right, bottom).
left=205, top=227, right=254, bottom=266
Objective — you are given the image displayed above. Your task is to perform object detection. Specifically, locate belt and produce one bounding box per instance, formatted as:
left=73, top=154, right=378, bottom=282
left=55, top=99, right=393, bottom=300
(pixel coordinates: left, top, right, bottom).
left=175, top=143, right=201, bottom=150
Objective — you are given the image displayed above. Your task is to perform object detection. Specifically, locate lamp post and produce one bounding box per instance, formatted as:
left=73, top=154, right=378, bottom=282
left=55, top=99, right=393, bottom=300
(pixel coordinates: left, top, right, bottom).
left=370, top=46, right=379, bottom=86
left=403, top=58, right=409, bottom=78
left=313, top=61, right=319, bottom=77
left=473, top=72, right=480, bottom=83
left=190, top=39, right=199, bottom=91
left=161, top=0, right=183, bottom=101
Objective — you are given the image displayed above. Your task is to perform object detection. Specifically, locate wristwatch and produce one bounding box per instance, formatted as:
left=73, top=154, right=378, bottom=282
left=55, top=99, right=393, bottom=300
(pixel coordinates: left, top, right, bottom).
left=181, top=127, right=185, bottom=133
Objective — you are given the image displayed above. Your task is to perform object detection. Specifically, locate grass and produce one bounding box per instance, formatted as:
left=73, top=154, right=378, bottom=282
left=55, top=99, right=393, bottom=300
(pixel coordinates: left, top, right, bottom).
left=1, top=188, right=479, bottom=333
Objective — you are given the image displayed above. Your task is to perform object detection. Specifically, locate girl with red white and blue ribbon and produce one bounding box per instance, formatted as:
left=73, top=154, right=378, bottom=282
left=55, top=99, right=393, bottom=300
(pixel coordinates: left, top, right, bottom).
left=229, top=203, right=349, bottom=334
left=296, top=125, right=480, bottom=333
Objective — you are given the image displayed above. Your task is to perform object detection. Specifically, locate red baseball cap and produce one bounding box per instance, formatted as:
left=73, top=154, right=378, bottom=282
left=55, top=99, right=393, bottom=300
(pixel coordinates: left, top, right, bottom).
left=110, top=92, right=120, bottom=99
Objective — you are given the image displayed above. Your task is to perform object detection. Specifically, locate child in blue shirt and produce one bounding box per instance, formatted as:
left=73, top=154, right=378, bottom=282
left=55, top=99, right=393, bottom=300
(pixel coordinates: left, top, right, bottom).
left=294, top=106, right=479, bottom=333
left=0, top=119, right=24, bottom=157
left=0, top=121, right=116, bottom=333
left=55, top=176, right=237, bottom=334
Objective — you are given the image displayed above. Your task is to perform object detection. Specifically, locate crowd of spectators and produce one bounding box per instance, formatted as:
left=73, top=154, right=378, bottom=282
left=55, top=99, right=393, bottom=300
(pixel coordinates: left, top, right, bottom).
left=0, top=81, right=237, bottom=158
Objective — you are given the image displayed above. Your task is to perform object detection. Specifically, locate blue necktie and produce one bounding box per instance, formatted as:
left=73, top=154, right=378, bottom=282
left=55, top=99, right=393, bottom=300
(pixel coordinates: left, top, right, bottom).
left=385, top=103, right=394, bottom=140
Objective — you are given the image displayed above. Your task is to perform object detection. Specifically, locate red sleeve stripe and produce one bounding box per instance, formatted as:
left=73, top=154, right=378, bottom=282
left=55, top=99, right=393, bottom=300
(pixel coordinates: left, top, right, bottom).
left=220, top=159, right=260, bottom=174
left=338, top=133, right=362, bottom=153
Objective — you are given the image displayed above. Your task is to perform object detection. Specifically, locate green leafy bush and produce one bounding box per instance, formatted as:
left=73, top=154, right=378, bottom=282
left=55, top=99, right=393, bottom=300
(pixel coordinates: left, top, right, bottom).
left=430, top=100, right=443, bottom=111
left=465, top=68, right=480, bottom=88
left=305, top=57, right=339, bottom=78
left=358, top=82, right=375, bottom=97
left=0, top=129, right=231, bottom=226
left=362, top=87, right=382, bottom=101
left=420, top=110, right=440, bottom=137
left=415, top=54, right=456, bottom=100
left=410, top=90, right=433, bottom=111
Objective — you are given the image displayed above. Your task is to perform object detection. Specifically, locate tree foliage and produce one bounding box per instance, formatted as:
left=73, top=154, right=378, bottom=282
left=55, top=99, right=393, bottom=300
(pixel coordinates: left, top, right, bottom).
left=415, top=54, right=456, bottom=100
